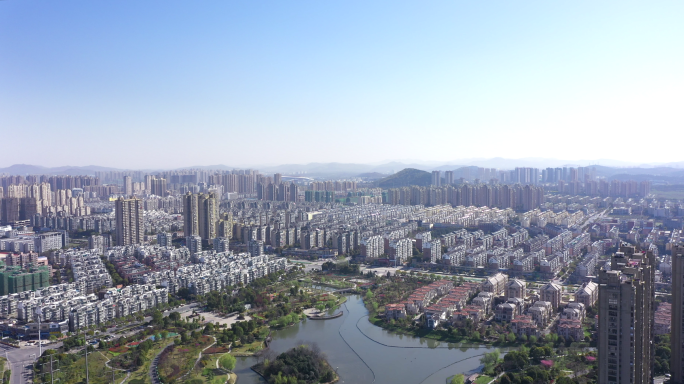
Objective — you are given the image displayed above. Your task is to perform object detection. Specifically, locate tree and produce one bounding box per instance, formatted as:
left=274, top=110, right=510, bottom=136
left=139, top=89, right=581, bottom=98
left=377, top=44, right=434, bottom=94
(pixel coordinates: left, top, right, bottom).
left=503, top=351, right=529, bottom=371
left=556, top=377, right=575, bottom=384
left=151, top=310, right=163, bottom=325
left=450, top=374, right=465, bottom=384
left=506, top=332, right=516, bottom=343
left=219, top=354, right=236, bottom=372
left=169, top=312, right=181, bottom=322
left=530, top=347, right=546, bottom=362
left=480, top=349, right=501, bottom=374
left=204, top=323, right=214, bottom=334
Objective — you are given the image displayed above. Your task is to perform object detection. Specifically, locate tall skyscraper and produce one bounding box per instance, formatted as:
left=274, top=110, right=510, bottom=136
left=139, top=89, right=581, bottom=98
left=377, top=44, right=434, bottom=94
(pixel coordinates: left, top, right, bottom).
left=144, top=175, right=153, bottom=192
left=183, top=192, right=219, bottom=245
left=431, top=171, right=441, bottom=187
left=123, top=176, right=133, bottom=196
left=183, top=192, right=199, bottom=237
left=198, top=192, right=219, bottom=244
left=444, top=171, right=454, bottom=185
left=115, top=197, right=143, bottom=246
left=671, top=245, right=684, bottom=384
left=598, top=246, right=655, bottom=384
left=150, top=177, right=167, bottom=196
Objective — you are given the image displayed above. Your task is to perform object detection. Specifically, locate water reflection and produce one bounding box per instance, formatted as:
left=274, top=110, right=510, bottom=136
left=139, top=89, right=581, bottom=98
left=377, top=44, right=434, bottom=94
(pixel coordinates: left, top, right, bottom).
left=235, top=295, right=501, bottom=384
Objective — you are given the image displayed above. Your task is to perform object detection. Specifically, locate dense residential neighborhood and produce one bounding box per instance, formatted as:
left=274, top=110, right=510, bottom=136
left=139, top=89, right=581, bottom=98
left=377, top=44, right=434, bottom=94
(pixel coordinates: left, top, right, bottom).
left=0, top=165, right=682, bottom=384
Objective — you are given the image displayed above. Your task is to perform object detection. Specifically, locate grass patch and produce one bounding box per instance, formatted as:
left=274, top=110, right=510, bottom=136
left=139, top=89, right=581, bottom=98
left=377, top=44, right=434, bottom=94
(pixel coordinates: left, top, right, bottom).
left=230, top=339, right=263, bottom=356
left=37, top=350, right=129, bottom=384
left=126, top=339, right=178, bottom=384
left=180, top=354, right=234, bottom=384
left=158, top=335, right=214, bottom=382
left=475, top=375, right=494, bottom=384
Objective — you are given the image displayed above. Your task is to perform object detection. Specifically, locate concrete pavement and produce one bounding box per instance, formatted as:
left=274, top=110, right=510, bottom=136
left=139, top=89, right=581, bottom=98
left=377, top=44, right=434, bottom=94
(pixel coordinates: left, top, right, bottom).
left=1, top=302, right=198, bottom=384
left=2, top=342, right=60, bottom=384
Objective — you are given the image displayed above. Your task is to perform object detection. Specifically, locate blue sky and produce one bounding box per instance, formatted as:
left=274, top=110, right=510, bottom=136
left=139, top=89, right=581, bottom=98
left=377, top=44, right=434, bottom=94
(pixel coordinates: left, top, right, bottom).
left=1, top=1, right=683, bottom=169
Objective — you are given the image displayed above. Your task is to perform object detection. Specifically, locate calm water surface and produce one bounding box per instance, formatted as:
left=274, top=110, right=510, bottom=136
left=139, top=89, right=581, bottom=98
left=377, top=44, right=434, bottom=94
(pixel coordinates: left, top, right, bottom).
left=234, top=295, right=499, bottom=384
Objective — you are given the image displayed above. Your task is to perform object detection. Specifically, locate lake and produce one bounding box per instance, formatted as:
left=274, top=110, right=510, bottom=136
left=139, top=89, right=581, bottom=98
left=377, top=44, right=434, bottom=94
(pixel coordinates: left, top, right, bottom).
left=234, top=295, right=499, bottom=384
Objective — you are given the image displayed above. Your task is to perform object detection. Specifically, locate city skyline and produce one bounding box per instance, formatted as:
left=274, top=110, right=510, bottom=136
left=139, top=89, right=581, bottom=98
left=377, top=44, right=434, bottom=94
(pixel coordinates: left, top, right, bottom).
left=2, top=1, right=684, bottom=168
left=3, top=156, right=684, bottom=174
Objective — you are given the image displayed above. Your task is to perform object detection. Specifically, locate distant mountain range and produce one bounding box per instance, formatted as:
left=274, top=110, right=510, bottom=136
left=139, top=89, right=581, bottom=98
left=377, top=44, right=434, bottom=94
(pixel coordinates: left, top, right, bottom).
left=0, top=164, right=124, bottom=176
left=3, top=158, right=684, bottom=182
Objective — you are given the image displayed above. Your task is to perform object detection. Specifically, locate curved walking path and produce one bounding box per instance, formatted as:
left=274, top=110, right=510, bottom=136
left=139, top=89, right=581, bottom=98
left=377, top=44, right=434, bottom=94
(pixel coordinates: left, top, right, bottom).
left=177, top=336, right=217, bottom=381
left=214, top=353, right=237, bottom=384
left=98, top=351, right=131, bottom=384
left=149, top=341, right=177, bottom=384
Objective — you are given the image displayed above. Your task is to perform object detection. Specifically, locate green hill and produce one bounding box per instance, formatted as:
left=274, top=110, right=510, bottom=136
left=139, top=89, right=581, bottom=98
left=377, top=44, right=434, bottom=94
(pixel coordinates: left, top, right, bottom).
left=377, top=168, right=431, bottom=188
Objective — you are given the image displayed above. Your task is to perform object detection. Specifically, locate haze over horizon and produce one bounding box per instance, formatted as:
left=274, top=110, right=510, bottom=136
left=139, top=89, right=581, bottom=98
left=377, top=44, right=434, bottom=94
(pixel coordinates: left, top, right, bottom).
left=2, top=1, right=683, bottom=169
left=1, top=156, right=684, bottom=174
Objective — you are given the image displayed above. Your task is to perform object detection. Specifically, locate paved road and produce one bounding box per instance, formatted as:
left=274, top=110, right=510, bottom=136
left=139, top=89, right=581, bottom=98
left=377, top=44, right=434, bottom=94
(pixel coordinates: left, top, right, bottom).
left=149, top=342, right=175, bottom=384
left=2, top=342, right=60, bottom=384
left=2, top=302, right=199, bottom=384
left=294, top=257, right=351, bottom=273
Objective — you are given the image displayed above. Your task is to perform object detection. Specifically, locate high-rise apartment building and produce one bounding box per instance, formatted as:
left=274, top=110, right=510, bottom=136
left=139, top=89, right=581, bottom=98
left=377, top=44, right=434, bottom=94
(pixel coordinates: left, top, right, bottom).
left=88, top=234, right=108, bottom=254
left=444, top=171, right=454, bottom=185
left=183, top=192, right=219, bottom=245
left=671, top=245, right=684, bottom=384
left=431, top=171, right=441, bottom=187
left=186, top=235, right=202, bottom=254
left=198, top=192, right=219, bottom=243
left=157, top=232, right=172, bottom=247
left=115, top=197, right=143, bottom=246
left=150, top=177, right=168, bottom=196
left=183, top=192, right=199, bottom=237
left=123, top=176, right=133, bottom=197
left=144, top=175, right=153, bottom=192
left=598, top=246, right=655, bottom=384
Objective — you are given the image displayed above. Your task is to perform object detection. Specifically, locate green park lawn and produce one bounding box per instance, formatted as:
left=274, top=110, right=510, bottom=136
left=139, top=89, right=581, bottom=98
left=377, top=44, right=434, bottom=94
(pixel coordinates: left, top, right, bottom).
left=158, top=335, right=214, bottom=382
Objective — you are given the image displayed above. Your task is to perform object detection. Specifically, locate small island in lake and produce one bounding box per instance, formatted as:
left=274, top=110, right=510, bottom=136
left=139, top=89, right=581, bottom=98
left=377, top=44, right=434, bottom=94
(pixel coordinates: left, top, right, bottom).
left=252, top=344, right=337, bottom=384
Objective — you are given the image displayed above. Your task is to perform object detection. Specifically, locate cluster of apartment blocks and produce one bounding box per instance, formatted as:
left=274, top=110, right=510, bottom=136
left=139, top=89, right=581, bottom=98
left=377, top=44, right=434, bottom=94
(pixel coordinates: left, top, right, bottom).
left=385, top=280, right=482, bottom=328
left=520, top=208, right=585, bottom=229
left=429, top=224, right=591, bottom=278
left=484, top=273, right=597, bottom=338
left=385, top=184, right=545, bottom=212
left=356, top=211, right=593, bottom=276
left=49, top=250, right=114, bottom=294
left=0, top=281, right=168, bottom=332
left=357, top=205, right=517, bottom=263
left=386, top=272, right=598, bottom=336
left=555, top=179, right=651, bottom=198
left=138, top=251, right=288, bottom=296
left=232, top=204, right=433, bottom=259
left=0, top=249, right=287, bottom=332
left=104, top=245, right=192, bottom=283
left=0, top=181, right=95, bottom=225
left=0, top=230, right=68, bottom=254
left=229, top=204, right=514, bottom=260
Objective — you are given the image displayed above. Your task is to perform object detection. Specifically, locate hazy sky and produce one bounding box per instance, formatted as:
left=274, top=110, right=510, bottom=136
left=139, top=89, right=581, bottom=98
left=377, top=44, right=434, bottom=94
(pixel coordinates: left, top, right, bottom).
left=2, top=1, right=683, bottom=169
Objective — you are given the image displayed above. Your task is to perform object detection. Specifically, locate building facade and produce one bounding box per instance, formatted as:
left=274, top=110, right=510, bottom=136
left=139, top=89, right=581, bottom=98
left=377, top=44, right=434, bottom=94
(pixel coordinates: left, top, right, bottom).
left=598, top=247, right=655, bottom=384
left=115, top=197, right=143, bottom=246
